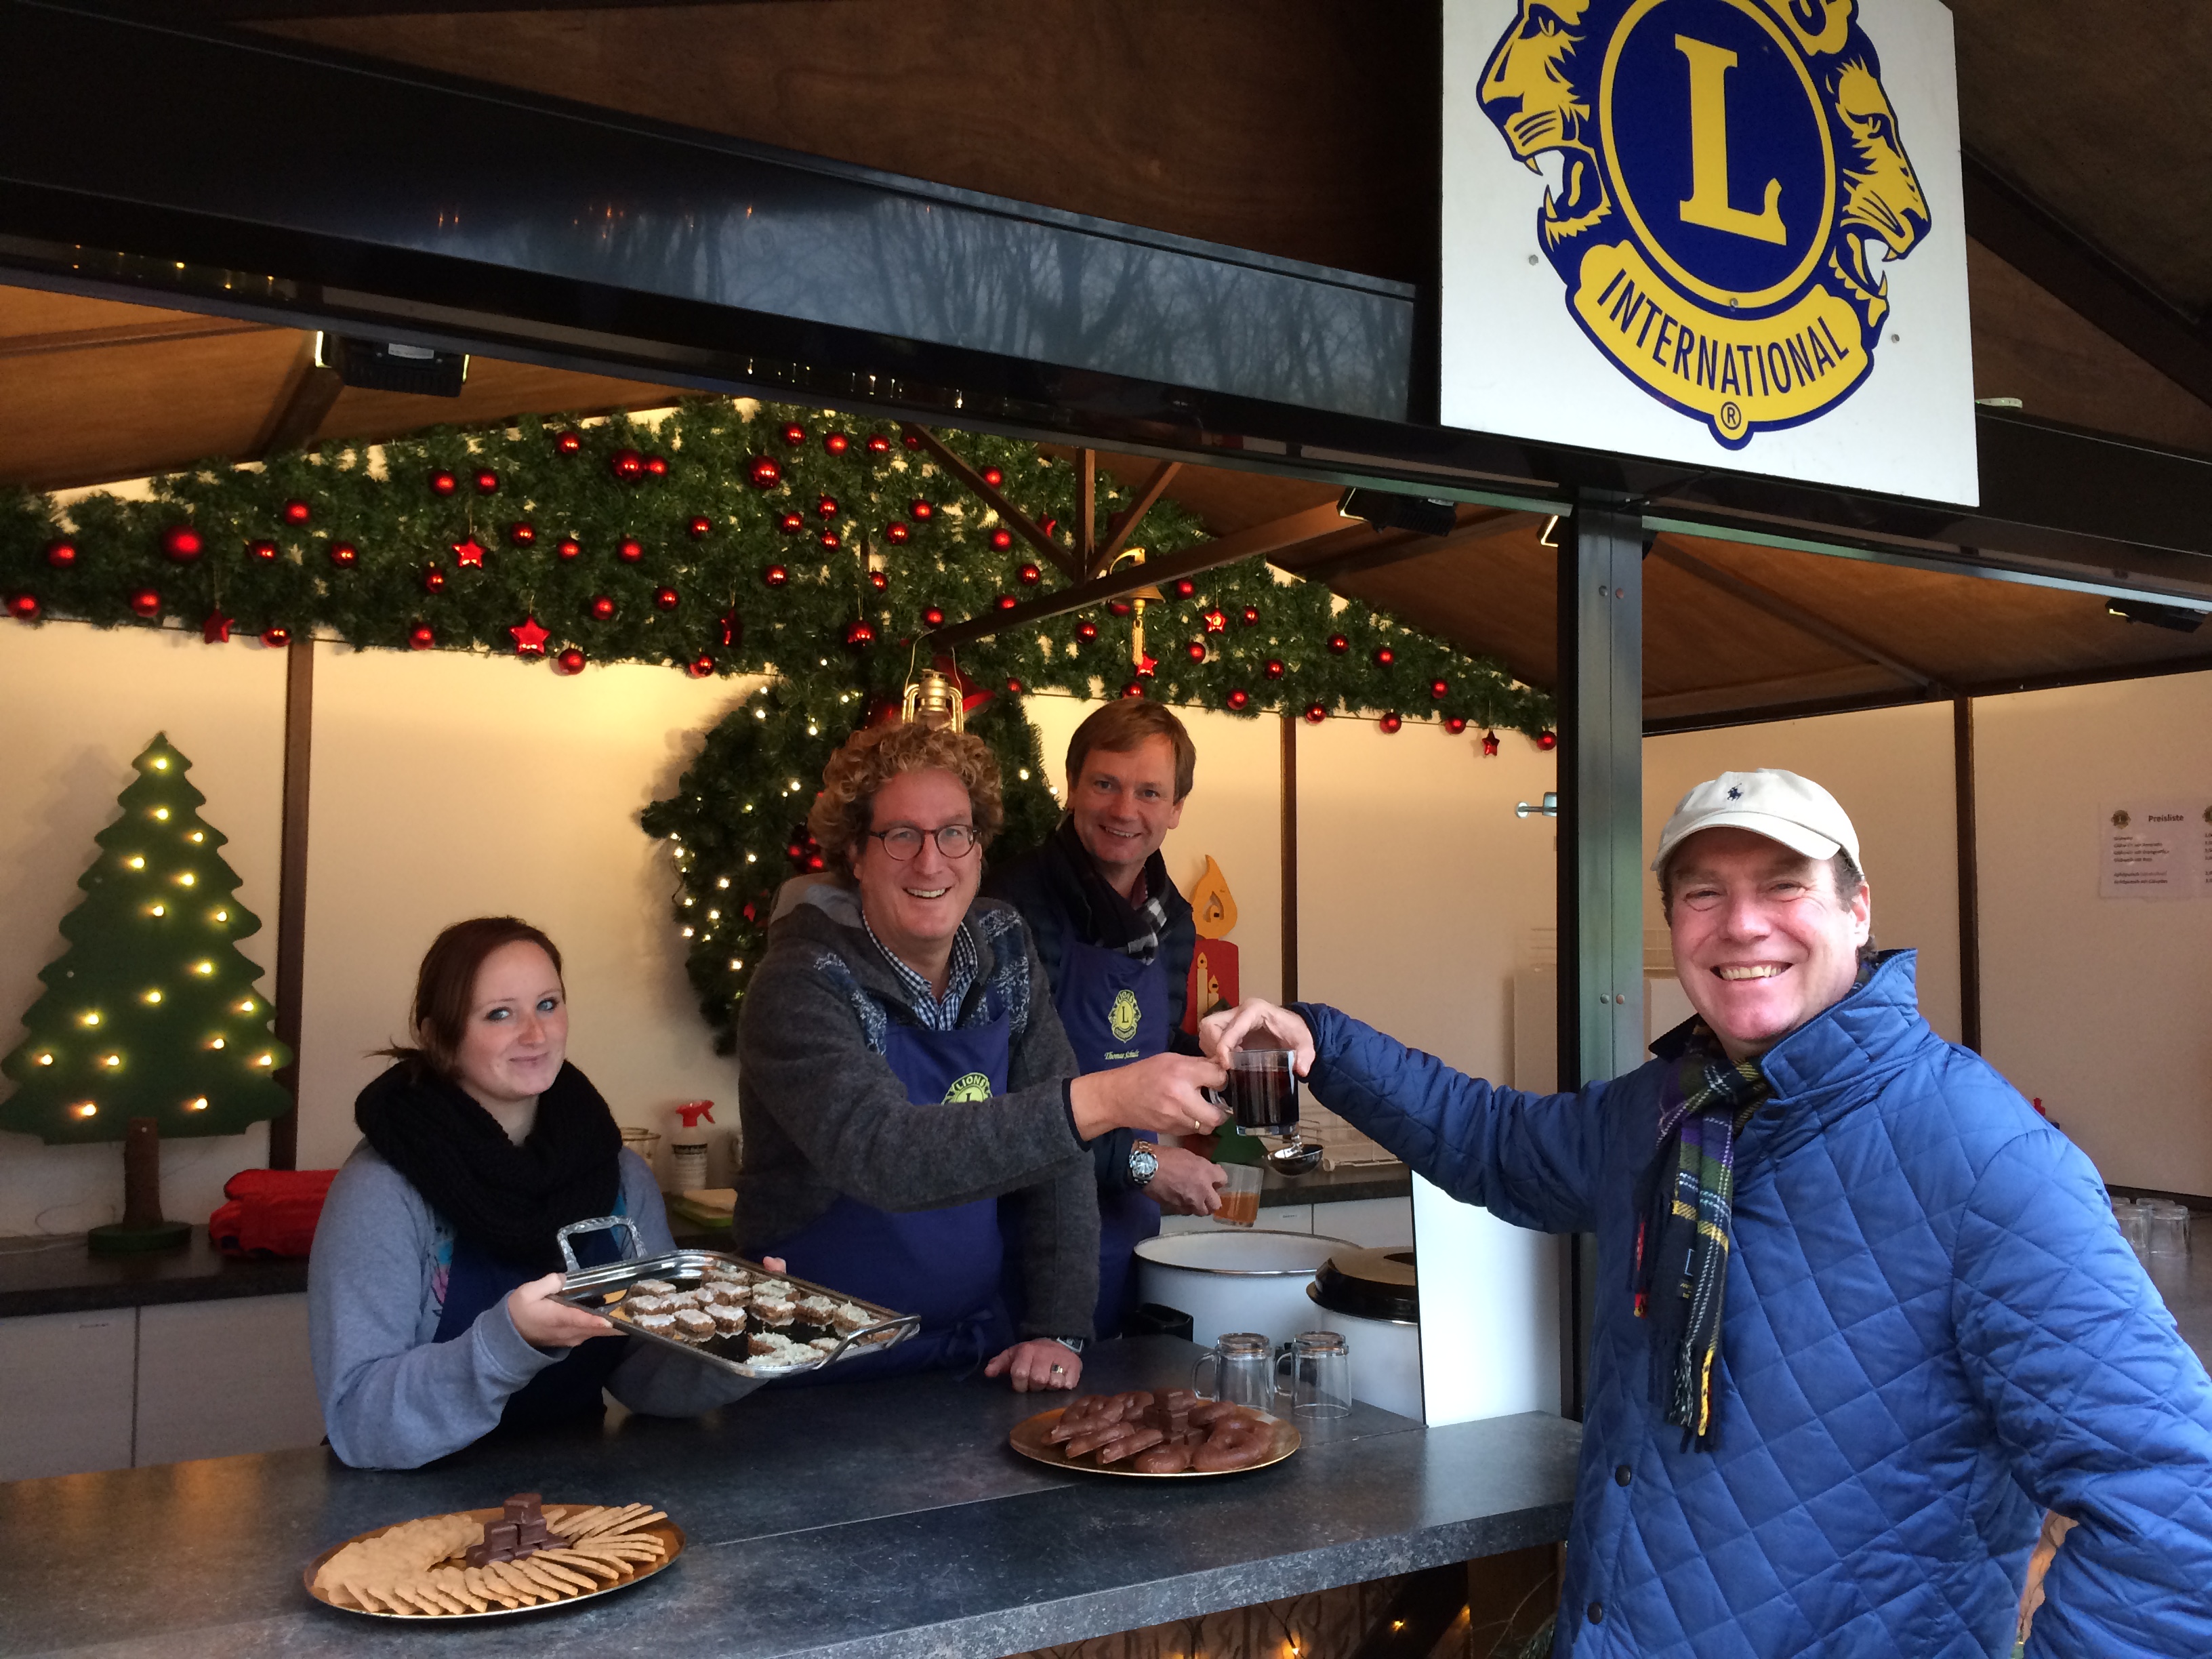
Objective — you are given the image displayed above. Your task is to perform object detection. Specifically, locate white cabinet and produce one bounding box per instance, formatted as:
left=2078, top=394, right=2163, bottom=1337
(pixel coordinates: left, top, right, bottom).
left=136, top=1295, right=325, bottom=1466
left=0, top=1308, right=137, bottom=1480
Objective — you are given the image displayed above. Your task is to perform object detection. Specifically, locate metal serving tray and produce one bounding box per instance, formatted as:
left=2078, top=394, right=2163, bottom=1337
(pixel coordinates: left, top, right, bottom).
left=549, top=1216, right=918, bottom=1380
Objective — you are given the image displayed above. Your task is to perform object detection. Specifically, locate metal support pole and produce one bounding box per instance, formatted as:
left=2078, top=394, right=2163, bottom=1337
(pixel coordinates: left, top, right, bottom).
left=1553, top=491, right=1645, bottom=1419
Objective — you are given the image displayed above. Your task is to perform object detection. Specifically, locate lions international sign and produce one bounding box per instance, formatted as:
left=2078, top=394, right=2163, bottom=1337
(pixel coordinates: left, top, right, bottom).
left=1442, top=0, right=1976, bottom=505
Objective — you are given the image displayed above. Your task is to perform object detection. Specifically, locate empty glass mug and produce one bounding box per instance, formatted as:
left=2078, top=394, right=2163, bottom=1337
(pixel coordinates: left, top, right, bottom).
left=2150, top=1201, right=2192, bottom=1258
left=1276, top=1330, right=1351, bottom=1418
left=1191, top=1332, right=1275, bottom=1410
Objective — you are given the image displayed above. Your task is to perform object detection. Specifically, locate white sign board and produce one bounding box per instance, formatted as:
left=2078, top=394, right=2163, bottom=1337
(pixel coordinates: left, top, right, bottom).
left=2100, top=800, right=2212, bottom=901
left=1441, top=0, right=1978, bottom=506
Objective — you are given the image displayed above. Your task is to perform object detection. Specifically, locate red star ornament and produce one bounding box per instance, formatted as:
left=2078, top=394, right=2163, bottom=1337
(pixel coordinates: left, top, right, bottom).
left=452, top=537, right=488, bottom=569
left=509, top=615, right=551, bottom=657
left=201, top=611, right=233, bottom=644
left=1480, top=730, right=1502, bottom=757
left=1202, top=609, right=1228, bottom=634
left=1136, top=653, right=1159, bottom=678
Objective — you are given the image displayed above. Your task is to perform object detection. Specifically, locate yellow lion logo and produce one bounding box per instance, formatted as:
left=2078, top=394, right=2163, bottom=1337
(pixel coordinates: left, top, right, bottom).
left=1479, top=0, right=1927, bottom=446
left=1107, top=989, right=1142, bottom=1045
left=941, top=1071, right=993, bottom=1104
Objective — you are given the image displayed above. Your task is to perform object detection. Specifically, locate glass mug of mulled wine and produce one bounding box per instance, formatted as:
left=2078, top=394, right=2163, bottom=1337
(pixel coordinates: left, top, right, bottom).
left=1210, top=1048, right=1321, bottom=1176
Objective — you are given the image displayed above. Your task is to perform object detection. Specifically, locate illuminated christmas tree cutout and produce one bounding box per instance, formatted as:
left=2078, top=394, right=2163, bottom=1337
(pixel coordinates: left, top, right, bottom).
left=1, top=733, right=293, bottom=1151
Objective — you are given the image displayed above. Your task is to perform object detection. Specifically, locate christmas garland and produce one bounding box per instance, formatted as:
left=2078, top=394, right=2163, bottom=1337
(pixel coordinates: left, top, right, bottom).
left=0, top=396, right=1553, bottom=1048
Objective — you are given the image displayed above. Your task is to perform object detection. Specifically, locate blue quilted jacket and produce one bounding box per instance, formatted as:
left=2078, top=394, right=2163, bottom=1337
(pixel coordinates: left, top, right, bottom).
left=1297, top=952, right=2212, bottom=1656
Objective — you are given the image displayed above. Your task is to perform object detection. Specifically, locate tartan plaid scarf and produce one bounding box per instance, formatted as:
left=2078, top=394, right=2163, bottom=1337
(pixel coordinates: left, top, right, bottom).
left=1633, top=1033, right=1769, bottom=1450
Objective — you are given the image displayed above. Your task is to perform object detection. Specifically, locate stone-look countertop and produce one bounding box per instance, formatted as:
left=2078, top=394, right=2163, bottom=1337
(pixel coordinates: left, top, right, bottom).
left=0, top=1225, right=306, bottom=1318
left=0, top=1335, right=1579, bottom=1658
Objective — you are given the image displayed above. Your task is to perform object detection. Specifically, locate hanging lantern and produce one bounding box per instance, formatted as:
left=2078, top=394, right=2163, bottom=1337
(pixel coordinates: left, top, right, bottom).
left=900, top=667, right=966, bottom=731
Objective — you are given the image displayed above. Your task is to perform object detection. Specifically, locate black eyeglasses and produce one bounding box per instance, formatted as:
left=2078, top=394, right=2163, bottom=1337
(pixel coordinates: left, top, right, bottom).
left=867, top=824, right=980, bottom=861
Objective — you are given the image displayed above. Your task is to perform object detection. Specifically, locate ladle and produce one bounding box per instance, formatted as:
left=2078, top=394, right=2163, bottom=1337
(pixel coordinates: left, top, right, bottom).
left=1260, top=1132, right=1323, bottom=1177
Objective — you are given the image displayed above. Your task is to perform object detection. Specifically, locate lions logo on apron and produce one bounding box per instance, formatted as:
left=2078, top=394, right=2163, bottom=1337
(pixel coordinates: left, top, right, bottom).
left=1107, top=989, right=1142, bottom=1046
left=941, top=1071, right=994, bottom=1103
left=1480, top=0, right=1926, bottom=449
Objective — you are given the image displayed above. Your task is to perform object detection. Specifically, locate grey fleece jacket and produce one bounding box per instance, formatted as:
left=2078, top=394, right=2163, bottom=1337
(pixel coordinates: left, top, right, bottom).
left=732, top=884, right=1100, bottom=1340
left=308, top=1145, right=759, bottom=1470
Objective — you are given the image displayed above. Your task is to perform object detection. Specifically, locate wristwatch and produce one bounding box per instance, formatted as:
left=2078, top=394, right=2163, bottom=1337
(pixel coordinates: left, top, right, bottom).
left=1050, top=1336, right=1086, bottom=1353
left=1127, top=1140, right=1160, bottom=1187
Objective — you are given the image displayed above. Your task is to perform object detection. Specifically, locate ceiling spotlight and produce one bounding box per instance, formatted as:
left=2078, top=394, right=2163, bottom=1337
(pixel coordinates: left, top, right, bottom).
left=1336, top=488, right=1458, bottom=537
left=315, top=331, right=469, bottom=398
left=2106, top=598, right=2208, bottom=634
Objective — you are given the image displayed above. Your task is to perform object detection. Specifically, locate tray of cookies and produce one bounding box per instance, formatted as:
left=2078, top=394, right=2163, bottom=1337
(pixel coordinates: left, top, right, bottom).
left=550, top=1219, right=917, bottom=1378
left=304, top=1492, right=681, bottom=1618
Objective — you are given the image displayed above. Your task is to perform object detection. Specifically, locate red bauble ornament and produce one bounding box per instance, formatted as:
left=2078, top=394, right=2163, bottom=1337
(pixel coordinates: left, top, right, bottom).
left=329, top=541, right=359, bottom=569
left=981, top=466, right=1004, bottom=488
left=1017, top=562, right=1042, bottom=586
left=865, top=434, right=891, bottom=456
left=778, top=512, right=805, bottom=535
left=430, top=469, right=458, bottom=496
left=247, top=539, right=279, bottom=562
left=816, top=494, right=840, bottom=519
left=1185, top=640, right=1207, bottom=661
left=1227, top=689, right=1250, bottom=710
left=764, top=565, right=790, bottom=588
left=885, top=520, right=912, bottom=544
left=407, top=622, right=436, bottom=651
left=451, top=537, right=487, bottom=569
left=824, top=432, right=850, bottom=456
left=688, top=515, right=714, bottom=539
left=994, top=594, right=1019, bottom=611
left=617, top=538, right=644, bottom=563
left=1326, top=633, right=1349, bottom=654
left=1242, top=606, right=1261, bottom=626
left=1430, top=678, right=1449, bottom=700
left=473, top=469, right=499, bottom=495
left=556, top=647, right=586, bottom=676
left=556, top=537, right=582, bottom=561
left=281, top=499, right=312, bottom=526
left=510, top=615, right=550, bottom=657
left=201, top=611, right=230, bottom=643
left=43, top=539, right=76, bottom=569
left=1005, top=678, right=1025, bottom=695
left=819, top=529, right=842, bottom=550
left=922, top=606, right=945, bottom=628
left=1202, top=609, right=1228, bottom=634
left=1263, top=659, right=1286, bottom=679
left=1303, top=703, right=1328, bottom=724
left=910, top=499, right=935, bottom=521
left=261, top=626, right=292, bottom=649
left=508, top=521, right=536, bottom=547
left=1076, top=621, right=1099, bottom=642
left=869, top=570, right=889, bottom=591
left=610, top=449, right=644, bottom=481
left=1378, top=712, right=1402, bottom=734
left=1445, top=716, right=1469, bottom=735
left=749, top=457, right=783, bottom=489
left=989, top=527, right=1015, bottom=552
left=1373, top=646, right=1395, bottom=668
left=1536, top=730, right=1558, bottom=751
left=589, top=596, right=617, bottom=621
left=780, top=422, right=806, bottom=447
left=902, top=432, right=922, bottom=450
left=129, top=588, right=161, bottom=617
left=687, top=655, right=715, bottom=678
left=422, top=567, right=447, bottom=594
left=554, top=430, right=582, bottom=456
left=1480, top=730, right=1501, bottom=756
left=654, top=587, right=680, bottom=611
left=7, top=594, right=39, bottom=620
left=1121, top=682, right=1146, bottom=699
left=1173, top=577, right=1196, bottom=598
left=161, top=525, right=203, bottom=562
left=718, top=610, right=742, bottom=648
left=843, top=619, right=876, bottom=650
left=644, top=455, right=668, bottom=478
left=1109, top=600, right=1134, bottom=617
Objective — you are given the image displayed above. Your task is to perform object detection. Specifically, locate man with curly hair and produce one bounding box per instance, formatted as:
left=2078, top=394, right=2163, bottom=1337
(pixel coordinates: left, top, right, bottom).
left=733, top=720, right=1226, bottom=1391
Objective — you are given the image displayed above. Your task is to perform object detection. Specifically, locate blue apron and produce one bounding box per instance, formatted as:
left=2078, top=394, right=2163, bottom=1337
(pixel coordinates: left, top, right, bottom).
left=763, top=1000, right=1014, bottom=1380
left=433, top=1221, right=627, bottom=1438
left=1052, top=938, right=1170, bottom=1338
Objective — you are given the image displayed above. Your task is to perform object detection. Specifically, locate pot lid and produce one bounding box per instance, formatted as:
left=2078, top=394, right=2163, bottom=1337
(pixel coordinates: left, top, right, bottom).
left=1133, top=1229, right=1352, bottom=1276
left=1311, top=1245, right=1418, bottom=1324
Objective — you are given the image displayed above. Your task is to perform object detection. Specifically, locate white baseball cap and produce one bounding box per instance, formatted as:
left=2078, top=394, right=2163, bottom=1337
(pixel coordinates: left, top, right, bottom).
left=1651, top=769, right=1862, bottom=872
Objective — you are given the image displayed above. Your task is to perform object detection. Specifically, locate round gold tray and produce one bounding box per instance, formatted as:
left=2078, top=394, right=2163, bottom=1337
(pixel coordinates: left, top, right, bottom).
left=1010, top=1406, right=1299, bottom=1478
left=302, top=1504, right=684, bottom=1620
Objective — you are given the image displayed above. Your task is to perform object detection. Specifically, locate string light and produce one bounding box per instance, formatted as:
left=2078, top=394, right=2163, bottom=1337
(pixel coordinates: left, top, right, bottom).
left=237, top=998, right=255, bottom=1013
left=80, top=1012, right=100, bottom=1027
left=680, top=926, right=695, bottom=938
left=728, top=958, right=743, bottom=970
left=188, top=832, right=203, bottom=844
left=149, top=904, right=165, bottom=917
left=127, top=856, right=144, bottom=869
left=255, top=1052, right=274, bottom=1067
left=209, top=1038, right=226, bottom=1050
left=193, top=960, right=213, bottom=975
left=143, top=989, right=162, bottom=1004
left=213, top=909, right=227, bottom=922
left=72, top=1102, right=97, bottom=1119
left=186, top=1097, right=208, bottom=1111
left=102, top=1054, right=121, bottom=1068
left=708, top=909, right=720, bottom=920
left=34, top=1053, right=52, bottom=1066
left=154, top=807, right=170, bottom=821
left=178, top=872, right=196, bottom=886
left=151, top=758, right=167, bottom=770
left=714, top=876, right=730, bottom=889
left=754, top=708, right=767, bottom=721
left=745, top=852, right=758, bottom=863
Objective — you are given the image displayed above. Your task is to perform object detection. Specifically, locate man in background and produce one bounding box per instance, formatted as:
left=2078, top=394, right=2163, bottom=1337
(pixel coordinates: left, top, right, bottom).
left=987, top=701, right=1226, bottom=1338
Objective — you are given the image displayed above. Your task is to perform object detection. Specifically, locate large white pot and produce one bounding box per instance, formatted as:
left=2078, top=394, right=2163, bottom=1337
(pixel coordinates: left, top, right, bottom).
left=1302, top=1283, right=1425, bottom=1421
left=1133, top=1230, right=1351, bottom=1353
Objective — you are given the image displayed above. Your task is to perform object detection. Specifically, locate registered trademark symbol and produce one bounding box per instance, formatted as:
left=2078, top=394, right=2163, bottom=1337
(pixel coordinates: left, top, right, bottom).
left=1719, top=401, right=1743, bottom=432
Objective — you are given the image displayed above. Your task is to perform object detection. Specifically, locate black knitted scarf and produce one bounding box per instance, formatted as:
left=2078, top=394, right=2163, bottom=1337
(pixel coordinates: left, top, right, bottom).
left=354, top=1059, right=622, bottom=1275
left=1053, top=815, right=1170, bottom=962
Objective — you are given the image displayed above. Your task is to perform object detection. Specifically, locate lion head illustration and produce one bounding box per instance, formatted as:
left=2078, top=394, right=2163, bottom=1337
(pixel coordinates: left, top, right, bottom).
left=1479, top=0, right=1927, bottom=330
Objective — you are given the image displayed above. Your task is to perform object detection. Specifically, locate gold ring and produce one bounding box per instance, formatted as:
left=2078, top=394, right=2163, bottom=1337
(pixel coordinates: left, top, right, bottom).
left=1050, top=1363, right=1064, bottom=1374
left=1193, top=1116, right=1204, bottom=1132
